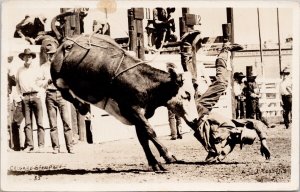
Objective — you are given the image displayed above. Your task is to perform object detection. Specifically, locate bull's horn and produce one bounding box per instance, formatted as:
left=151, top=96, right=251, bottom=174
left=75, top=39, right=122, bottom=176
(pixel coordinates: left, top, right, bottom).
left=51, top=11, right=75, bottom=41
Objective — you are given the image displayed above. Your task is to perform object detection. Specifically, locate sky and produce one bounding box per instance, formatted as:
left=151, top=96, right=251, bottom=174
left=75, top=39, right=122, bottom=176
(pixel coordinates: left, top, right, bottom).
left=2, top=1, right=296, bottom=47
left=192, top=8, right=293, bottom=44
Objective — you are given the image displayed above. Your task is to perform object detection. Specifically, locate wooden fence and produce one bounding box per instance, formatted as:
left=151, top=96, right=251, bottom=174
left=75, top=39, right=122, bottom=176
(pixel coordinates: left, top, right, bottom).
left=257, top=78, right=283, bottom=117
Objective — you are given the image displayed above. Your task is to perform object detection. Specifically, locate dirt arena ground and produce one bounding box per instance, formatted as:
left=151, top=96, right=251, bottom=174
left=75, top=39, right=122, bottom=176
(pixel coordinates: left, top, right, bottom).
left=2, top=124, right=294, bottom=191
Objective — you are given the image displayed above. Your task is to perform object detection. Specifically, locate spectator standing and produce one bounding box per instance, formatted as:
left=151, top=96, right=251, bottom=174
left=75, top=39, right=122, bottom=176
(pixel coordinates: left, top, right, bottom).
left=79, top=8, right=89, bottom=33
left=10, top=96, right=24, bottom=151
left=39, top=46, right=74, bottom=154
left=93, top=19, right=110, bottom=35
left=153, top=7, right=177, bottom=49
left=244, top=68, right=262, bottom=120
left=166, top=62, right=183, bottom=140
left=233, top=72, right=246, bottom=119
left=71, top=105, right=86, bottom=143
left=166, top=7, right=177, bottom=42
left=7, top=56, right=16, bottom=150
left=16, top=48, right=44, bottom=152
left=8, top=56, right=25, bottom=151
left=279, top=67, right=292, bottom=129
left=145, top=19, right=155, bottom=50
left=168, top=111, right=183, bottom=140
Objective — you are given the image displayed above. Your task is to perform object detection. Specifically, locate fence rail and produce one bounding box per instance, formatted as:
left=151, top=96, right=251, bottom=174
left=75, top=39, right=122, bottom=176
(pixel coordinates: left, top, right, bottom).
left=257, top=78, right=282, bottom=117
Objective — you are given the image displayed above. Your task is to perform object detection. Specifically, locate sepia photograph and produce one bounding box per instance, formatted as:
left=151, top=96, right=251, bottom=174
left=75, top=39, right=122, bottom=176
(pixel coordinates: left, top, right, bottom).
left=1, top=0, right=299, bottom=191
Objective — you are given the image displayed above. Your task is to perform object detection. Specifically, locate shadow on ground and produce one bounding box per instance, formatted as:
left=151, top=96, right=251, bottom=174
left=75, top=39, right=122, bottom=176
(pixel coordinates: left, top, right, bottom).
left=8, top=160, right=246, bottom=176
left=173, top=160, right=245, bottom=165
left=8, top=167, right=153, bottom=176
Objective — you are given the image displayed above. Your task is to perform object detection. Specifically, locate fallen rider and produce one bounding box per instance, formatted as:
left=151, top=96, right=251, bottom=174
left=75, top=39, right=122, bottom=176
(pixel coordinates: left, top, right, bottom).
left=193, top=112, right=271, bottom=163
left=192, top=42, right=271, bottom=162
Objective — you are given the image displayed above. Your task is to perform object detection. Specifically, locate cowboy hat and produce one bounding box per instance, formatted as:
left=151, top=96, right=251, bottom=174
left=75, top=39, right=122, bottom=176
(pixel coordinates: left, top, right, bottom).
left=166, top=7, right=176, bottom=13
left=18, top=48, right=36, bottom=60
left=234, top=72, right=246, bottom=79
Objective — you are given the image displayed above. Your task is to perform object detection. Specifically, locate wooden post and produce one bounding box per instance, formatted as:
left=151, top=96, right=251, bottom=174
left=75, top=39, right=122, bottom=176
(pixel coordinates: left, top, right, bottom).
left=128, top=8, right=137, bottom=54
left=257, top=8, right=263, bottom=65
left=277, top=8, right=282, bottom=74
left=60, top=8, right=81, bottom=37
left=226, top=8, right=234, bottom=43
left=134, top=8, right=145, bottom=60
left=179, top=8, right=195, bottom=38
left=179, top=8, right=189, bottom=37
left=127, top=8, right=144, bottom=59
left=257, top=8, right=265, bottom=117
left=226, top=7, right=235, bottom=119
left=222, top=23, right=232, bottom=43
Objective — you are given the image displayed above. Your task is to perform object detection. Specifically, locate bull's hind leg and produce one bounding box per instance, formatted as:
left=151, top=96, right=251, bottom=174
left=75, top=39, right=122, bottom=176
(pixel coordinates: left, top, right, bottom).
left=135, top=126, right=166, bottom=172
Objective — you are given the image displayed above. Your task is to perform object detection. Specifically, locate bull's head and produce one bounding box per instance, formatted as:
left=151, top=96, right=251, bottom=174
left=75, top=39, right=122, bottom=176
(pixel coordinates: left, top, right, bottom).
left=167, top=69, right=199, bottom=129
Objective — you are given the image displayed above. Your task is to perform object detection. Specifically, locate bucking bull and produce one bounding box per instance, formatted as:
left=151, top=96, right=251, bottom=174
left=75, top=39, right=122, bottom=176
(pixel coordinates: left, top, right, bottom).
left=50, top=33, right=199, bottom=171
left=50, top=33, right=270, bottom=171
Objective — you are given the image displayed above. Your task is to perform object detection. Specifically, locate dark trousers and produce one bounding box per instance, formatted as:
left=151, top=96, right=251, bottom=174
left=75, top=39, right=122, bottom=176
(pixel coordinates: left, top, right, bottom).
left=7, top=96, right=13, bottom=149
left=71, top=104, right=86, bottom=141
left=282, top=95, right=292, bottom=128
left=46, top=91, right=73, bottom=150
left=196, top=52, right=230, bottom=117
left=23, top=94, right=44, bottom=148
left=11, top=101, right=25, bottom=150
left=168, top=110, right=182, bottom=137
left=246, top=98, right=262, bottom=120
left=154, top=26, right=167, bottom=49
left=235, top=98, right=245, bottom=119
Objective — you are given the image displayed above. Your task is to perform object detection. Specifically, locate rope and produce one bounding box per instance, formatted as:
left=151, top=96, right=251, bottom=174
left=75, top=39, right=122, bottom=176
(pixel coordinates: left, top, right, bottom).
left=63, top=31, right=169, bottom=110
left=66, top=36, right=91, bottom=50
left=112, top=54, right=125, bottom=79
left=65, top=31, right=168, bottom=79
left=143, top=31, right=167, bottom=63
left=112, top=60, right=147, bottom=81
left=110, top=31, right=168, bottom=78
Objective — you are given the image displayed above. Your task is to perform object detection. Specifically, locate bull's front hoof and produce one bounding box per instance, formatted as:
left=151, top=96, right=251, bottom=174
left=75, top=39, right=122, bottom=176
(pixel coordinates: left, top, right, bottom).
left=205, top=152, right=219, bottom=163
left=150, top=162, right=168, bottom=172
left=164, top=154, right=178, bottom=164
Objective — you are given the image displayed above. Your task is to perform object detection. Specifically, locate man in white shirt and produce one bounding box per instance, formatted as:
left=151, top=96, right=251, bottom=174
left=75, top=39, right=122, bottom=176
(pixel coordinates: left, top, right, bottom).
left=233, top=72, right=246, bottom=119
left=16, top=48, right=44, bottom=152
left=280, top=67, right=292, bottom=129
